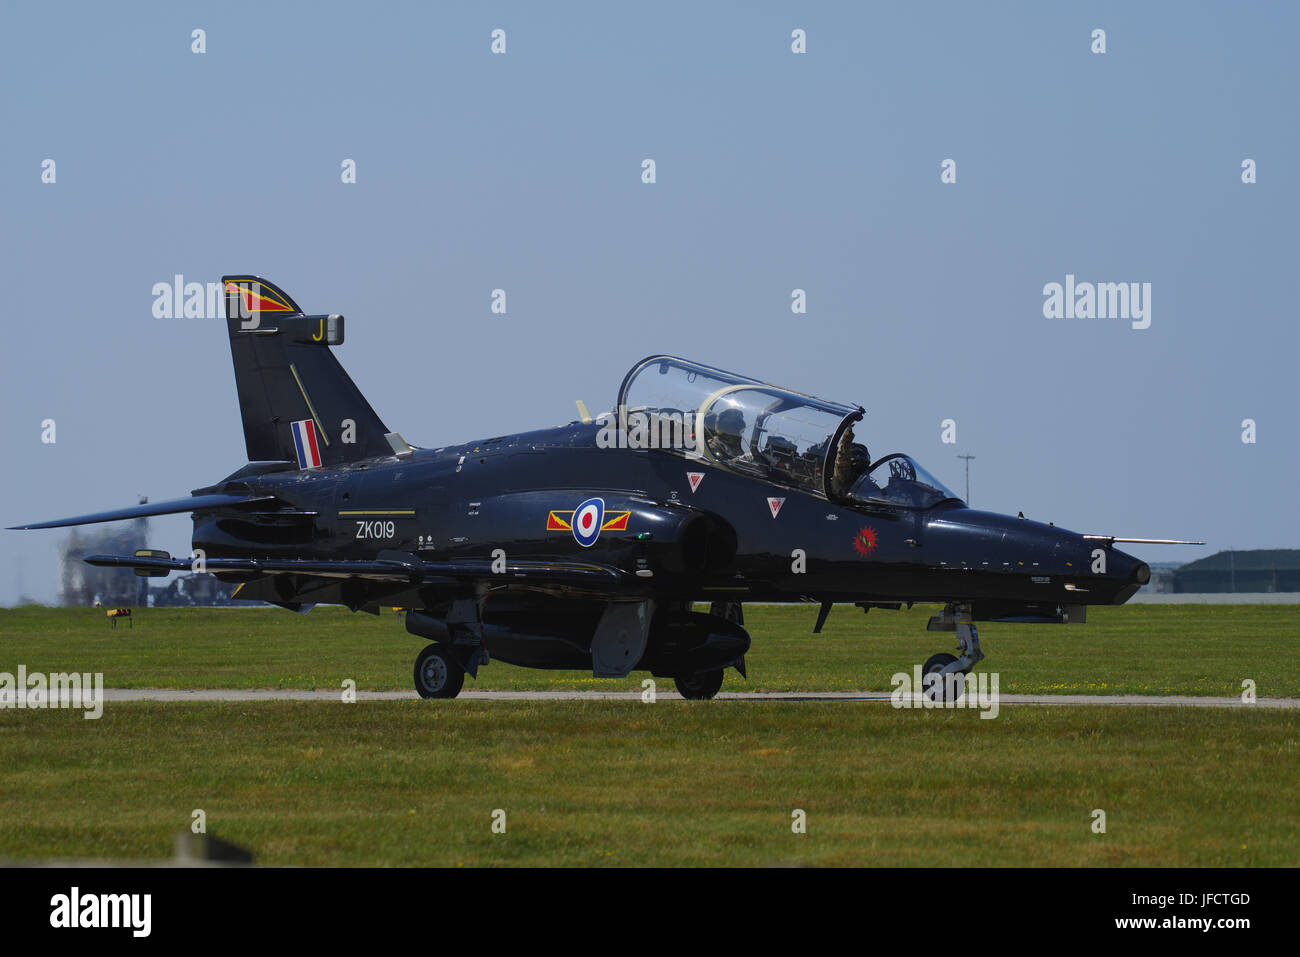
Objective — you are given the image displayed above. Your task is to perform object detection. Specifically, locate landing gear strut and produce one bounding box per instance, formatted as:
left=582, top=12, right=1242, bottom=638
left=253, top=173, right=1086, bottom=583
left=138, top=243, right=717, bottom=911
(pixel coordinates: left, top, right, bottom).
left=923, top=602, right=984, bottom=701
left=414, top=643, right=465, bottom=699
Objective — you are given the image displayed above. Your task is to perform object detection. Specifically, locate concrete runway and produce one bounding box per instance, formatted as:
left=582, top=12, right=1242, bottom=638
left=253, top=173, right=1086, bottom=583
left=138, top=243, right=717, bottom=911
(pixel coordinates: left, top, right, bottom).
left=90, top=688, right=1300, bottom=708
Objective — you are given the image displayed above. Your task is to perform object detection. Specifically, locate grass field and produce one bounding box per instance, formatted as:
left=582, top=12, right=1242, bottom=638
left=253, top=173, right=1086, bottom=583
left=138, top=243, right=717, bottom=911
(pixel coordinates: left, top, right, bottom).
left=0, top=602, right=1297, bottom=696
left=0, top=603, right=1296, bottom=866
left=2, top=702, right=1297, bottom=866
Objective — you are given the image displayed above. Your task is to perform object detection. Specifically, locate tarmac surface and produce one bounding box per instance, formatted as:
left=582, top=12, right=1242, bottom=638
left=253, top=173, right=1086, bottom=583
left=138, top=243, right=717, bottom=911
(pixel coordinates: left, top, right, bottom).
left=87, top=688, right=1299, bottom=708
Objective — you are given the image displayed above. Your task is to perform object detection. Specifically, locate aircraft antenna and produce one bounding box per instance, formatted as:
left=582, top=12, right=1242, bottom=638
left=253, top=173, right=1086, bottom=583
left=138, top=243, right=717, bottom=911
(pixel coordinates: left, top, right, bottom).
left=957, top=454, right=975, bottom=505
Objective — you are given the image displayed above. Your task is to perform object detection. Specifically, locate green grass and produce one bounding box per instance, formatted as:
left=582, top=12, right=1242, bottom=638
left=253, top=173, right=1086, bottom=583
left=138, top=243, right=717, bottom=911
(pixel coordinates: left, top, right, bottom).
left=0, top=603, right=1296, bottom=696
left=1, top=701, right=1296, bottom=866
left=1, top=604, right=1295, bottom=866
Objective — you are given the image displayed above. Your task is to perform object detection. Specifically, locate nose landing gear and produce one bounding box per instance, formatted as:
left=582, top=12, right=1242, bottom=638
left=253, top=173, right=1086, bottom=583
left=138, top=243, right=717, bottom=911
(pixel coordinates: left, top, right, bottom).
left=923, top=602, right=984, bottom=701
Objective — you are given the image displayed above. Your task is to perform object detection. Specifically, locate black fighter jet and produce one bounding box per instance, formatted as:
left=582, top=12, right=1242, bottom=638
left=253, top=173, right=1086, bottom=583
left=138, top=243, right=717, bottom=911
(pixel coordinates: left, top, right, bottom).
left=11, top=276, right=1199, bottom=699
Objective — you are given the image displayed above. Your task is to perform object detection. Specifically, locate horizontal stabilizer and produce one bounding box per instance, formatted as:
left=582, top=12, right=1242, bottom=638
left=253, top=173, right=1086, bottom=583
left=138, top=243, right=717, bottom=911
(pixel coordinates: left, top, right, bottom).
left=8, top=493, right=274, bottom=530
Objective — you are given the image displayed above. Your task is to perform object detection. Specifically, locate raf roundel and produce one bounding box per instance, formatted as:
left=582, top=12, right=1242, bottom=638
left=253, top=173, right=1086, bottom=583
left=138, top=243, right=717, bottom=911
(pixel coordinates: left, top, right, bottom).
left=572, top=497, right=606, bottom=548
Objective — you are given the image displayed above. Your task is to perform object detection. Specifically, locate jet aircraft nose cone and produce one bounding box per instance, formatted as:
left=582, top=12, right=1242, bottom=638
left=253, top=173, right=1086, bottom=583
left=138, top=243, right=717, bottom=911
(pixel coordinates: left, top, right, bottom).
left=1132, top=562, right=1151, bottom=585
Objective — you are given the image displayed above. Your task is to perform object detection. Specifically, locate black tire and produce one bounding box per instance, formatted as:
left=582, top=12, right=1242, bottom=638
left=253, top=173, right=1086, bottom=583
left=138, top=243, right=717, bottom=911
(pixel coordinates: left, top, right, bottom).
left=675, top=669, right=725, bottom=700
left=414, top=644, right=465, bottom=699
left=922, top=652, right=961, bottom=702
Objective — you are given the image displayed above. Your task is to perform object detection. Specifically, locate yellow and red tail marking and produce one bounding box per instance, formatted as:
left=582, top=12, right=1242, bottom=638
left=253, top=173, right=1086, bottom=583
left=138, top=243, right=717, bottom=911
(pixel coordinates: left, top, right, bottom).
left=224, top=280, right=298, bottom=314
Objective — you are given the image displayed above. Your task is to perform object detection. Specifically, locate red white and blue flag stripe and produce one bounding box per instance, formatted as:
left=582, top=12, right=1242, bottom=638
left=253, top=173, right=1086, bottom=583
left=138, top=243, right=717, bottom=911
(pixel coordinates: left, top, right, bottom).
left=291, top=419, right=323, bottom=469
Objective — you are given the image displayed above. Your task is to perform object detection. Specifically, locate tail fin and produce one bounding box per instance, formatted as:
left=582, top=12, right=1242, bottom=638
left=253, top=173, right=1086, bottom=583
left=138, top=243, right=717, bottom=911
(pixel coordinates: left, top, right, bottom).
left=222, top=275, right=391, bottom=467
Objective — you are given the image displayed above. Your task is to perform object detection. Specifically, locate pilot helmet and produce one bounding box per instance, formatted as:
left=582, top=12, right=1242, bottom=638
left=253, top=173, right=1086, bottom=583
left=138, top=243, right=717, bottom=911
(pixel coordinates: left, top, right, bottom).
left=716, top=407, right=745, bottom=438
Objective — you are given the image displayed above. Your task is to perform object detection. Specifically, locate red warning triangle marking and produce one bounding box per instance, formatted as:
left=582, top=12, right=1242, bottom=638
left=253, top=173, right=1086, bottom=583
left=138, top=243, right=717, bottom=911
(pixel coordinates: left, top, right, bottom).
left=767, top=497, right=785, bottom=518
left=686, top=471, right=704, bottom=493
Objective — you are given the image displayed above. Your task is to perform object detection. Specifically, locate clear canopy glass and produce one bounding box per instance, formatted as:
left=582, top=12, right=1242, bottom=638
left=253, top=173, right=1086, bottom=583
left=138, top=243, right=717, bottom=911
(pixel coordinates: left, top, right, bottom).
left=847, top=453, right=962, bottom=509
left=617, top=356, right=862, bottom=498
left=615, top=357, right=967, bottom=509
left=615, top=357, right=962, bottom=509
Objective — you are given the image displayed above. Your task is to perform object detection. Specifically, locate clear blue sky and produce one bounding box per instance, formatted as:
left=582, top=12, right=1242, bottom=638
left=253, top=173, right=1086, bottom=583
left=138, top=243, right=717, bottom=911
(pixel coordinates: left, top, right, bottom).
left=2, top=1, right=1297, bottom=603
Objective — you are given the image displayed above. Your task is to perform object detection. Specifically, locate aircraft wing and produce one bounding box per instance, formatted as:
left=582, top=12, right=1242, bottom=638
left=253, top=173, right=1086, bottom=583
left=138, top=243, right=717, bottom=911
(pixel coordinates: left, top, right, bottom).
left=83, top=550, right=625, bottom=586
left=8, top=494, right=277, bottom=530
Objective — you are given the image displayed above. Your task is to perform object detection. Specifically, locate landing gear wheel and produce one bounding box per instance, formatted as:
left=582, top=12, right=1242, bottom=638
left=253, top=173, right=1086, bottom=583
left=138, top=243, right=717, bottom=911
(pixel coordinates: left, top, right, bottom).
left=675, top=670, right=724, bottom=700
left=414, top=644, right=465, bottom=699
left=922, top=652, right=961, bottom=703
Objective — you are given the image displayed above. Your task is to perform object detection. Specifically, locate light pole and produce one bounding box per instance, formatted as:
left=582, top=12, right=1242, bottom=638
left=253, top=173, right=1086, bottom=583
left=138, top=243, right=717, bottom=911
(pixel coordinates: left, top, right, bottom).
left=957, top=454, right=975, bottom=505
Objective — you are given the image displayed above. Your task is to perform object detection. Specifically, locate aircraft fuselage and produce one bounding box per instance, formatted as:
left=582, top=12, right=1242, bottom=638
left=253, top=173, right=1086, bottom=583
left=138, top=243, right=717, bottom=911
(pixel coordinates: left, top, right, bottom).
left=194, top=420, right=1148, bottom=618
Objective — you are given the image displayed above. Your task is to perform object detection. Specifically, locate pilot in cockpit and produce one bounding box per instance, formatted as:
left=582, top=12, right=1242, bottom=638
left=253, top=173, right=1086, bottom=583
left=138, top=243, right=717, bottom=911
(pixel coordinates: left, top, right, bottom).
left=706, top=407, right=747, bottom=462
left=829, top=424, right=873, bottom=499
left=847, top=443, right=872, bottom=487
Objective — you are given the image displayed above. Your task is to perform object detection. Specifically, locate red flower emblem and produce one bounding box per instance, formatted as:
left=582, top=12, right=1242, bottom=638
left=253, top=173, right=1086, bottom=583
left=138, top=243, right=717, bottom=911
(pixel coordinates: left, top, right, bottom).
left=853, top=525, right=879, bottom=557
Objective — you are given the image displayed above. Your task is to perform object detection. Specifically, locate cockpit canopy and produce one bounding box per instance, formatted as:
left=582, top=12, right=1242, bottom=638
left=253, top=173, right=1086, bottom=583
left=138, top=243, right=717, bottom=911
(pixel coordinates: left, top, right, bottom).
left=614, top=356, right=961, bottom=508
left=846, top=453, right=961, bottom=509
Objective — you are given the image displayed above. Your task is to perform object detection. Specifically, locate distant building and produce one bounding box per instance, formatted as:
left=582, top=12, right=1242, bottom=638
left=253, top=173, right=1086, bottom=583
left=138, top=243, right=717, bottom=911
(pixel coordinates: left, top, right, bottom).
left=1172, top=549, right=1300, bottom=593
left=148, top=572, right=249, bottom=607
left=1141, top=562, right=1183, bottom=594
left=61, top=508, right=257, bottom=607
left=60, top=523, right=149, bottom=608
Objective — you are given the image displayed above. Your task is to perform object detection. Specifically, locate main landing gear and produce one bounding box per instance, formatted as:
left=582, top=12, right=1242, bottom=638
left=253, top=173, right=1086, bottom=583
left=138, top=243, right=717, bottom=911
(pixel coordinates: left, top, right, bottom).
left=671, top=601, right=746, bottom=700
left=675, top=670, right=725, bottom=700
left=414, top=644, right=465, bottom=699
left=922, top=602, right=984, bottom=702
